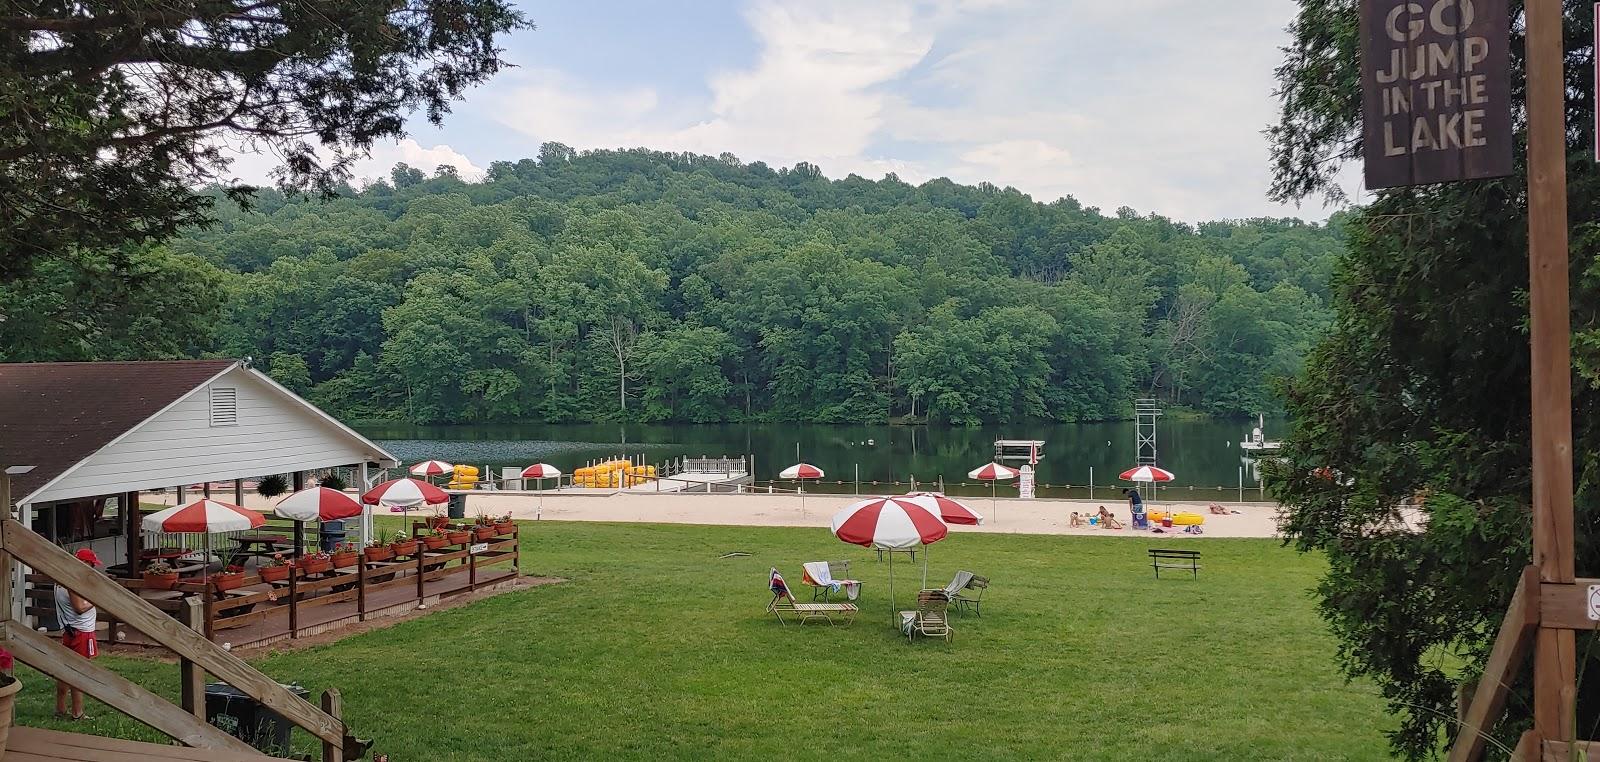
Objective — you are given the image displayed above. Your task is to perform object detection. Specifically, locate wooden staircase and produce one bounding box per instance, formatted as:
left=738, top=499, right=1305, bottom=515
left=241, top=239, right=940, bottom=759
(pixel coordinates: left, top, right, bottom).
left=0, top=518, right=361, bottom=760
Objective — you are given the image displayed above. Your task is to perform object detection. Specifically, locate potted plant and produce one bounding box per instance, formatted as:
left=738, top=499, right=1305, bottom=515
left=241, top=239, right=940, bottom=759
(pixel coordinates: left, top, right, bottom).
left=473, top=523, right=496, bottom=541
left=446, top=526, right=472, bottom=544
left=300, top=550, right=332, bottom=575
left=494, top=514, right=515, bottom=535
left=389, top=531, right=418, bottom=557
left=0, top=648, right=19, bottom=757
left=426, top=512, right=449, bottom=531
left=317, top=471, right=348, bottom=491
left=260, top=553, right=292, bottom=582
left=331, top=542, right=359, bottom=569
left=142, top=559, right=179, bottom=589
left=422, top=530, right=448, bottom=550
left=213, top=565, right=247, bottom=592
left=363, top=539, right=393, bottom=563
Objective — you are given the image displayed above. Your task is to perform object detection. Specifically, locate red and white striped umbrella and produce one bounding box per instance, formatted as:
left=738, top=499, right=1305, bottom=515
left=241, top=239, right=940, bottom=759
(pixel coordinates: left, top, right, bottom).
left=361, top=478, right=449, bottom=508
left=274, top=487, right=363, bottom=522
left=408, top=460, right=454, bottom=477
left=903, top=491, right=984, bottom=526
left=831, top=496, right=948, bottom=549
left=779, top=463, right=824, bottom=480
left=967, top=462, right=1019, bottom=481
left=143, top=499, right=266, bottom=534
left=1119, top=465, right=1176, bottom=483
left=520, top=463, right=562, bottom=479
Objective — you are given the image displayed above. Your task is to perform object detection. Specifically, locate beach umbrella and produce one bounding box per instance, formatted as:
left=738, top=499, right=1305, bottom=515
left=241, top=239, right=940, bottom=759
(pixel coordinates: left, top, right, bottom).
left=1119, top=465, right=1175, bottom=482
left=520, top=463, right=563, bottom=520
left=408, top=460, right=454, bottom=478
left=274, top=487, right=364, bottom=559
left=967, top=462, right=1019, bottom=522
left=362, top=477, right=450, bottom=533
left=831, top=496, right=949, bottom=621
left=143, top=499, right=267, bottom=585
left=780, top=463, right=825, bottom=517
left=903, top=491, right=984, bottom=525
left=274, top=487, right=363, bottom=522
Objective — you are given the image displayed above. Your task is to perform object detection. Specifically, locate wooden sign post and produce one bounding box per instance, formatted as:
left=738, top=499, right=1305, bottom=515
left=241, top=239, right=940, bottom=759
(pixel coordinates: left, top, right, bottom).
left=1356, top=0, right=1577, bottom=758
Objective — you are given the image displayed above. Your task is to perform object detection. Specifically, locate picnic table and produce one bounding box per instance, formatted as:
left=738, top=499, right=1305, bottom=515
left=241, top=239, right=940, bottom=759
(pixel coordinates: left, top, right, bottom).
left=227, top=534, right=291, bottom=567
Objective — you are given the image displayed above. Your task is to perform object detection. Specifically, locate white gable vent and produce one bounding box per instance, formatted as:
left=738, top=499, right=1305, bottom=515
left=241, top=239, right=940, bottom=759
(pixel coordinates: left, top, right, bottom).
left=209, top=386, right=239, bottom=426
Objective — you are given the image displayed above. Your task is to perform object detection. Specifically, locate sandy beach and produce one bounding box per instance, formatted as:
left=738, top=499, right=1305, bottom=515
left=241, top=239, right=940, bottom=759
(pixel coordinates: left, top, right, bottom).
left=460, top=491, right=1284, bottom=538
left=151, top=488, right=1284, bottom=538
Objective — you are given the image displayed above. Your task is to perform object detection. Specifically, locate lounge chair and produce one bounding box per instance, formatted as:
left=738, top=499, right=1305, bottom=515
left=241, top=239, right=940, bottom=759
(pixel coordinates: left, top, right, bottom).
left=768, top=568, right=857, bottom=626
left=952, top=574, right=989, bottom=616
left=801, top=560, right=861, bottom=601
left=899, top=590, right=953, bottom=643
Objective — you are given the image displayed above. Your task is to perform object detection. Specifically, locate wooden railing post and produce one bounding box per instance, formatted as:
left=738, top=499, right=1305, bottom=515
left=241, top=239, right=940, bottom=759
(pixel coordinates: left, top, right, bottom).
left=321, top=689, right=344, bottom=762
left=416, top=545, right=425, bottom=605
left=356, top=557, right=366, bottom=622
left=179, top=597, right=205, bottom=721
left=288, top=566, right=299, bottom=639
left=468, top=540, right=477, bottom=592
left=1448, top=566, right=1540, bottom=762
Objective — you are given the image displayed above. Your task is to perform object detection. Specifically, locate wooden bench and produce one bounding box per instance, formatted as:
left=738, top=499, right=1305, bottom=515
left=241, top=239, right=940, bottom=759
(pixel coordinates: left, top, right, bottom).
left=1148, top=548, right=1200, bottom=579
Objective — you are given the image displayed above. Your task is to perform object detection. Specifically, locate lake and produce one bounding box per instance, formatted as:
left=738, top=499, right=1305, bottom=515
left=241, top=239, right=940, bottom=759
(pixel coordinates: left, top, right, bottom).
left=358, top=419, right=1281, bottom=502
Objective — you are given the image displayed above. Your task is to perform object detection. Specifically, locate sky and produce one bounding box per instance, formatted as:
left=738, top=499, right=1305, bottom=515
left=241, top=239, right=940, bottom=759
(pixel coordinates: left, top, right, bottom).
left=230, top=0, right=1360, bottom=222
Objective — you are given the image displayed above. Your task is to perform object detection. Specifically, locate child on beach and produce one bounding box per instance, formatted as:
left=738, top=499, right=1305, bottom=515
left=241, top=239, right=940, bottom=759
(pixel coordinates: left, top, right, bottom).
left=1069, top=512, right=1084, bottom=528
left=1096, top=506, right=1123, bottom=530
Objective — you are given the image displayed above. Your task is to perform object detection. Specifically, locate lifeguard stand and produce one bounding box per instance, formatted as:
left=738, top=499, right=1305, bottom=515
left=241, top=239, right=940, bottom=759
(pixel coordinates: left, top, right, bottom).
left=1134, top=399, right=1161, bottom=501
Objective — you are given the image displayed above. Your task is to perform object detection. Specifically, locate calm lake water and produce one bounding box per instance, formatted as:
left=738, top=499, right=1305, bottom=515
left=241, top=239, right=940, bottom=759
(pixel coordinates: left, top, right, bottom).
left=358, top=419, right=1280, bottom=501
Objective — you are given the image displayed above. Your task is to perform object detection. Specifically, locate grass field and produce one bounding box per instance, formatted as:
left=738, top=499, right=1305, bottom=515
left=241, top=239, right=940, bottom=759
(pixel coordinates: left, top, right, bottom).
left=11, top=521, right=1394, bottom=760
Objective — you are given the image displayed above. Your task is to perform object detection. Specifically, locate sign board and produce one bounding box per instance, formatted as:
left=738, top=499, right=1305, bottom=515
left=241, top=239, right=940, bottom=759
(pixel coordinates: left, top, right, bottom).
left=1360, top=0, right=1513, bottom=188
left=469, top=542, right=489, bottom=555
left=1588, top=585, right=1600, bottom=621
left=1018, top=465, right=1035, bottom=500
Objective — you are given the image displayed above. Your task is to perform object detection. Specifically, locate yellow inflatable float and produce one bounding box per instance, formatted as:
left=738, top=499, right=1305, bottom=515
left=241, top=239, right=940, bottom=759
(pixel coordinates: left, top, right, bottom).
left=1147, top=510, right=1204, bottom=526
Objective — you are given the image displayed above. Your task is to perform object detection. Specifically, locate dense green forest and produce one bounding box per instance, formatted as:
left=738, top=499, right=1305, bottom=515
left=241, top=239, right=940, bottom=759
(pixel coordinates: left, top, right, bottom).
left=3, top=145, right=1344, bottom=425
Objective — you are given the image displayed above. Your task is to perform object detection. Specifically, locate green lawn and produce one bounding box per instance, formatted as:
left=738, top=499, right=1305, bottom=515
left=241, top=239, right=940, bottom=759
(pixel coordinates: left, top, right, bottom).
left=13, top=521, right=1395, bottom=760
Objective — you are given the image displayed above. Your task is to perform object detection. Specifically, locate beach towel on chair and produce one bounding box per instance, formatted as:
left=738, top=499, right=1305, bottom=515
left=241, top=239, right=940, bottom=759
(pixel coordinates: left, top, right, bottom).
left=803, top=561, right=862, bottom=601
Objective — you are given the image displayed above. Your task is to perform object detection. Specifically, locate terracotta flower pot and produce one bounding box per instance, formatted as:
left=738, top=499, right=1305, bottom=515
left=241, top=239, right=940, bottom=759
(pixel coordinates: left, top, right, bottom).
left=446, top=530, right=471, bottom=544
left=331, top=552, right=359, bottom=569
left=212, top=573, right=246, bottom=592
left=391, top=540, right=418, bottom=557
left=423, top=534, right=448, bottom=550
left=427, top=516, right=449, bottom=531
left=142, top=572, right=179, bottom=590
left=474, top=526, right=496, bottom=541
left=495, top=522, right=515, bottom=535
left=260, top=565, right=290, bottom=583
left=364, top=546, right=393, bottom=563
left=0, top=674, right=21, bottom=757
left=302, top=559, right=331, bottom=575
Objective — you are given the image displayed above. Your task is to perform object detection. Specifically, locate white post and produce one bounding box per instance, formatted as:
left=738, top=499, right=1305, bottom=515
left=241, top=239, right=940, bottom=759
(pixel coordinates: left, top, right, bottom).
left=1089, top=466, right=1094, bottom=500
left=1238, top=466, right=1244, bottom=503
left=357, top=462, right=371, bottom=546
left=854, top=464, right=859, bottom=495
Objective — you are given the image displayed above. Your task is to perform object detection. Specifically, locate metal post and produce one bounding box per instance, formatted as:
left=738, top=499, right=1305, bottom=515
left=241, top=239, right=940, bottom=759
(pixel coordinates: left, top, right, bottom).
left=357, top=462, right=371, bottom=546
left=1089, top=466, right=1093, bottom=500
left=854, top=464, right=859, bottom=495
left=1239, top=466, right=1244, bottom=503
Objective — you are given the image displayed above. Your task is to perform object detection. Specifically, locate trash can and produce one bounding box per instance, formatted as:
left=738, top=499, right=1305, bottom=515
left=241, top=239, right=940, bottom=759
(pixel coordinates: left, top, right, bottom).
left=319, top=520, right=347, bottom=552
left=447, top=492, right=467, bottom=520
left=205, top=682, right=309, bottom=753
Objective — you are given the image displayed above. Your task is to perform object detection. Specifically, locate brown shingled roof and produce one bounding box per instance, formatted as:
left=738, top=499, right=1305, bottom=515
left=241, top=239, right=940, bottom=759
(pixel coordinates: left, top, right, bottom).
left=0, top=360, right=237, bottom=503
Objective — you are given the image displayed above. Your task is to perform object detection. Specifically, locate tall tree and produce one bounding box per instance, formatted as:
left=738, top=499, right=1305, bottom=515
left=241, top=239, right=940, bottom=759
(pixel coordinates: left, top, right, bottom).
left=0, top=0, right=528, bottom=279
left=1267, top=1, right=1600, bottom=757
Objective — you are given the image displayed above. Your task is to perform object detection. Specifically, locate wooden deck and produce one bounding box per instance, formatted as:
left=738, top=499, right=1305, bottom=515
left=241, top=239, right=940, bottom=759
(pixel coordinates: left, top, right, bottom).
left=6, top=726, right=294, bottom=761
left=120, top=566, right=520, bottom=649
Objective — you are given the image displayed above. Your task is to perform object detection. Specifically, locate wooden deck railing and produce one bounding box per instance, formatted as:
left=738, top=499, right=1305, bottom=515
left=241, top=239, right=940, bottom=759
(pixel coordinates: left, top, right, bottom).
left=1, top=518, right=356, bottom=760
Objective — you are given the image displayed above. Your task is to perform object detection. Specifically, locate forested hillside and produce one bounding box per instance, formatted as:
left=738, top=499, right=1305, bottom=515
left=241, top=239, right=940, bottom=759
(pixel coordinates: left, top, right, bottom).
left=3, top=145, right=1344, bottom=425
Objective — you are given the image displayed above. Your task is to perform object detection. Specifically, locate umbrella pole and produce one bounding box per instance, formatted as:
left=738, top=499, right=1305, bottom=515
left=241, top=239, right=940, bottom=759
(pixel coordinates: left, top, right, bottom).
left=888, top=548, right=895, bottom=627
left=922, top=543, right=929, bottom=590
left=537, top=479, right=543, bottom=521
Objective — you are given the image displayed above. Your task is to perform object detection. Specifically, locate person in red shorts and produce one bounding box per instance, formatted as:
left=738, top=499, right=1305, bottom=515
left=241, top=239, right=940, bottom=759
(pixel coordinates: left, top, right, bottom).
left=54, top=548, right=100, bottom=720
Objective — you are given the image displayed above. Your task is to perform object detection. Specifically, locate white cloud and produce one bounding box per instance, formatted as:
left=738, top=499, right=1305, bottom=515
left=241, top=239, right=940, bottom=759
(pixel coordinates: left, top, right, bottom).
left=217, top=138, right=485, bottom=188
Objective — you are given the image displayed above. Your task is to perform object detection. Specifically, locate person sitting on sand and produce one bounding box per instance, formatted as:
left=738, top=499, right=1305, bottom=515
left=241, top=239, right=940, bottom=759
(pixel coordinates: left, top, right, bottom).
left=1096, top=506, right=1123, bottom=530
left=1069, top=511, right=1084, bottom=528
left=1208, top=502, right=1239, bottom=515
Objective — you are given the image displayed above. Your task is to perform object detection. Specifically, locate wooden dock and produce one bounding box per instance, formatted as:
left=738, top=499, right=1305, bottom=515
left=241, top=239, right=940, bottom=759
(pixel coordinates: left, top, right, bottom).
left=6, top=726, right=295, bottom=761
